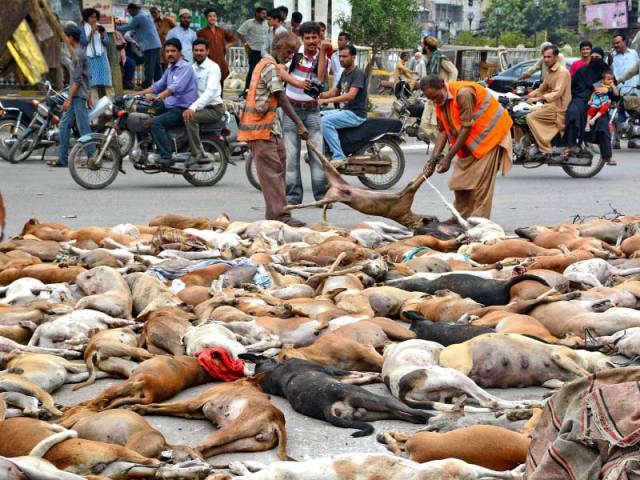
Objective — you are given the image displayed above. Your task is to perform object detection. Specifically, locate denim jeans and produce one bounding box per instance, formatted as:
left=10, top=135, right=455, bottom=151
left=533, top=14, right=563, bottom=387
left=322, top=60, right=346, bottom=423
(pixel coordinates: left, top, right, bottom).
left=59, top=96, right=94, bottom=167
left=321, top=109, right=366, bottom=160
left=150, top=106, right=186, bottom=160
left=284, top=107, right=327, bottom=204
left=143, top=48, right=162, bottom=88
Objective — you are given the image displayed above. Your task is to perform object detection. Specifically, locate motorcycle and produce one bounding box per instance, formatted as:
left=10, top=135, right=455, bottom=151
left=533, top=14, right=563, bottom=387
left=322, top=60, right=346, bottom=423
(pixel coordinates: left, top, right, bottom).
left=0, top=100, right=27, bottom=160
left=246, top=110, right=406, bottom=192
left=611, top=90, right=640, bottom=148
left=68, top=95, right=229, bottom=190
left=4, top=81, right=133, bottom=164
left=502, top=86, right=605, bottom=178
left=391, top=80, right=429, bottom=142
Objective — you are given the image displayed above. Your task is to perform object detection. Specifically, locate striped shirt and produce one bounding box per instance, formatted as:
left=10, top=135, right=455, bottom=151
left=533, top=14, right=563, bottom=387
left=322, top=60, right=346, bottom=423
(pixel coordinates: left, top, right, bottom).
left=286, top=52, right=321, bottom=103
left=254, top=55, right=285, bottom=136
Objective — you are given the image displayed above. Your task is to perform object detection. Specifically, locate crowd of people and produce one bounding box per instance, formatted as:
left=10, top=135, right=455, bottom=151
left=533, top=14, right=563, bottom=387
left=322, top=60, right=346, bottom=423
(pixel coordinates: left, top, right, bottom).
left=44, top=3, right=640, bottom=230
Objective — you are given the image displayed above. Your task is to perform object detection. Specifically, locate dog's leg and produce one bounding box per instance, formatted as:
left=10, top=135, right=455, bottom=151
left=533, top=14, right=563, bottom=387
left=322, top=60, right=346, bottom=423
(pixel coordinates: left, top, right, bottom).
left=376, top=431, right=405, bottom=456
left=131, top=399, right=206, bottom=419
left=197, top=416, right=275, bottom=458
left=550, top=352, right=591, bottom=378
left=287, top=199, right=335, bottom=211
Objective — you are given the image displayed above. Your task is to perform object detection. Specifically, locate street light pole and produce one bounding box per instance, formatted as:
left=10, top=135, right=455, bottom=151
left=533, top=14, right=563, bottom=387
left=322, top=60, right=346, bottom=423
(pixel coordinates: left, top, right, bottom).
left=467, top=11, right=475, bottom=31
left=446, top=18, right=453, bottom=43
left=495, top=7, right=502, bottom=47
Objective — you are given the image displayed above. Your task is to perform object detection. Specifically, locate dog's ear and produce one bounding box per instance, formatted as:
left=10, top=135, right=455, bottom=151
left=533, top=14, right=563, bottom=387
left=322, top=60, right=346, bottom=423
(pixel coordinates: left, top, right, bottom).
left=246, top=372, right=268, bottom=385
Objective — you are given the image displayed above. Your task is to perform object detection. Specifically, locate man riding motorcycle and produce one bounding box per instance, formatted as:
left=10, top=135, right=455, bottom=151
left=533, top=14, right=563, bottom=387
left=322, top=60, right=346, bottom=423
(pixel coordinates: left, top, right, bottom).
left=138, top=38, right=198, bottom=165
left=525, top=44, right=571, bottom=157
left=183, top=37, right=225, bottom=162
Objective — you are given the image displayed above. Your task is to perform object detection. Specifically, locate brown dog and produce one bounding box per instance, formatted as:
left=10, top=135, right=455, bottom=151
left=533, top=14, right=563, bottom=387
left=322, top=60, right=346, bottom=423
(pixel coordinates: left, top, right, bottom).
left=378, top=425, right=529, bottom=471
left=138, top=307, right=194, bottom=356
left=132, top=377, right=289, bottom=459
left=82, top=355, right=212, bottom=410
left=0, top=264, right=86, bottom=286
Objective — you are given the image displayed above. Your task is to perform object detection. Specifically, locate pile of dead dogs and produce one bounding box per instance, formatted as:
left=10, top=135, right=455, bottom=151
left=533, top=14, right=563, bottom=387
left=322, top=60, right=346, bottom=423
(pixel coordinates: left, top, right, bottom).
left=1, top=212, right=640, bottom=480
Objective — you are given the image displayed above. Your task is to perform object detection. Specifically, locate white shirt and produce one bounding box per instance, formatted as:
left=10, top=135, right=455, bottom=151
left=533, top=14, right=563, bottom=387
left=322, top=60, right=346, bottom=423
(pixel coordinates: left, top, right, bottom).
left=612, top=48, right=640, bottom=95
left=189, top=57, right=223, bottom=111
left=330, top=51, right=343, bottom=89
left=167, top=25, right=197, bottom=63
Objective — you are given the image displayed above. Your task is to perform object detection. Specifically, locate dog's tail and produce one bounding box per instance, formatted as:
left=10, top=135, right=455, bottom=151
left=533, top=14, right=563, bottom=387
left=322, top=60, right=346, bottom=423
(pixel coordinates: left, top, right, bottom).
left=403, top=310, right=433, bottom=331
left=274, top=417, right=293, bottom=461
left=73, top=349, right=98, bottom=391
left=29, top=427, right=78, bottom=457
left=506, top=274, right=549, bottom=289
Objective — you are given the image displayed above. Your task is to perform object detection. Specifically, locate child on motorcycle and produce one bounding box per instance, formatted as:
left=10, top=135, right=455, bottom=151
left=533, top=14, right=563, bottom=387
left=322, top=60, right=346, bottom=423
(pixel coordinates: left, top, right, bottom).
left=585, top=70, right=614, bottom=132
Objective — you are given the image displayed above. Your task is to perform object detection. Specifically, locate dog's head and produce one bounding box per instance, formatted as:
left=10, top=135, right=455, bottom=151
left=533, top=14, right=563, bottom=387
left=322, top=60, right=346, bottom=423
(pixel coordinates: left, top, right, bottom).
left=238, top=353, right=280, bottom=374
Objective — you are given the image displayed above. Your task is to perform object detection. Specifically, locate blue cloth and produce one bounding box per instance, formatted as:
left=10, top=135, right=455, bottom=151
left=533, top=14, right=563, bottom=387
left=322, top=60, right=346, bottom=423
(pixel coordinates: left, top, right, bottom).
left=117, top=12, right=161, bottom=51
left=166, top=26, right=197, bottom=63
left=88, top=54, right=112, bottom=87
left=321, top=109, right=366, bottom=160
left=152, top=58, right=198, bottom=109
left=58, top=97, right=95, bottom=167
left=143, top=47, right=162, bottom=88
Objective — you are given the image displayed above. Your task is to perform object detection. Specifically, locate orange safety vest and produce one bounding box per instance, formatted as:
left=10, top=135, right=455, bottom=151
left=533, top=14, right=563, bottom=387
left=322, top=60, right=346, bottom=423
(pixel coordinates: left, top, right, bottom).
left=435, top=81, right=512, bottom=159
left=237, top=58, right=279, bottom=142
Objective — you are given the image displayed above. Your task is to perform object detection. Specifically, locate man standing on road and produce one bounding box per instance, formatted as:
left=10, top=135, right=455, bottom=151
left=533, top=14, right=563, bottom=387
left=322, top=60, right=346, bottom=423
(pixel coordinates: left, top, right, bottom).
left=138, top=39, right=198, bottom=166
left=167, top=9, right=197, bottom=64
left=419, top=36, right=458, bottom=143
left=237, top=7, right=269, bottom=93
left=184, top=38, right=225, bottom=163
left=265, top=8, right=288, bottom=54
left=150, top=6, right=176, bottom=70
left=237, top=32, right=309, bottom=227
left=525, top=45, right=571, bottom=156
left=275, top=22, right=328, bottom=207
left=330, top=32, right=351, bottom=90
left=421, top=75, right=513, bottom=219
left=318, top=45, right=368, bottom=166
left=55, top=24, right=94, bottom=168
left=116, top=3, right=162, bottom=88
left=196, top=8, right=236, bottom=94
left=610, top=33, right=640, bottom=149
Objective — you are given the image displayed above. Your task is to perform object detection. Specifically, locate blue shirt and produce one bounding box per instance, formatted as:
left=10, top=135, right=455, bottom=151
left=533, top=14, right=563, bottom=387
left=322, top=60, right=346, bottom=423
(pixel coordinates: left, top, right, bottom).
left=612, top=49, right=640, bottom=95
left=167, top=25, right=197, bottom=63
left=117, top=11, right=161, bottom=51
left=152, top=58, right=198, bottom=109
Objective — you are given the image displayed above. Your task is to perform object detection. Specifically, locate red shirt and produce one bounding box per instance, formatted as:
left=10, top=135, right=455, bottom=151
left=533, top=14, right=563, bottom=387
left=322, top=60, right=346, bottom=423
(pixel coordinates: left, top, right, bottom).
left=569, top=59, right=589, bottom=76
left=196, top=26, right=236, bottom=80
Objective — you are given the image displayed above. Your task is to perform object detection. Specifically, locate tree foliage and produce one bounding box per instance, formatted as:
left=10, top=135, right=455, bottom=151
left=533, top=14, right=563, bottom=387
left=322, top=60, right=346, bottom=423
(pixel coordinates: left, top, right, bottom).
left=152, top=0, right=262, bottom=28
left=485, top=0, right=569, bottom=43
left=337, top=0, right=421, bottom=72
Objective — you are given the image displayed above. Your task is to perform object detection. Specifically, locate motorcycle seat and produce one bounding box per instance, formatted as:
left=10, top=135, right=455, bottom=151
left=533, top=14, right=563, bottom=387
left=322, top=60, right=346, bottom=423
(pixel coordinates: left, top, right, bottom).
left=199, top=119, right=227, bottom=133
left=408, top=103, right=424, bottom=118
left=338, top=118, right=402, bottom=154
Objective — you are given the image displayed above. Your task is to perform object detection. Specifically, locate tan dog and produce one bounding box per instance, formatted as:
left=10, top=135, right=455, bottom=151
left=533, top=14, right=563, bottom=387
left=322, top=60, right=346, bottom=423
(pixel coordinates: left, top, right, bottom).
left=0, top=239, right=61, bottom=262
left=378, top=425, right=529, bottom=470
left=0, top=264, right=86, bottom=286
left=149, top=213, right=214, bottom=230
left=0, top=373, right=62, bottom=418
left=466, top=239, right=560, bottom=264
left=401, top=292, right=482, bottom=323
left=58, top=406, right=198, bottom=462
left=622, top=234, right=640, bottom=257
left=178, top=264, right=232, bottom=288
left=132, top=377, right=289, bottom=459
left=73, top=327, right=154, bottom=390
left=439, top=333, right=612, bottom=388
left=83, top=355, right=212, bottom=410
left=138, top=306, right=194, bottom=356
left=126, top=272, right=183, bottom=317
left=75, top=267, right=133, bottom=319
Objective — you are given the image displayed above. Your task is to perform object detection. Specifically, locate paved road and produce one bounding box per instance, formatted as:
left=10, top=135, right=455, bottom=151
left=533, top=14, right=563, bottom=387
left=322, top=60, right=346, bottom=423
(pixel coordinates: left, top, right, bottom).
left=1, top=146, right=637, bottom=469
left=1, top=147, right=637, bottom=237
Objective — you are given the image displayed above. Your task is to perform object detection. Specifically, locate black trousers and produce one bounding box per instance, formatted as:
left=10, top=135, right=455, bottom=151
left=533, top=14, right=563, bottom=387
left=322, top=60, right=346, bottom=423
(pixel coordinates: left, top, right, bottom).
left=245, top=50, right=263, bottom=91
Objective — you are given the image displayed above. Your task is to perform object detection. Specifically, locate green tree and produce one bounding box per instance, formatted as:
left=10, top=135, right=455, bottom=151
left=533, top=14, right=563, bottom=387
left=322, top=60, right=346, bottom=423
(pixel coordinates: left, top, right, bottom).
left=152, top=0, right=262, bottom=28
left=337, top=0, right=421, bottom=73
left=453, top=31, right=492, bottom=46
left=485, top=0, right=569, bottom=44
left=498, top=31, right=530, bottom=47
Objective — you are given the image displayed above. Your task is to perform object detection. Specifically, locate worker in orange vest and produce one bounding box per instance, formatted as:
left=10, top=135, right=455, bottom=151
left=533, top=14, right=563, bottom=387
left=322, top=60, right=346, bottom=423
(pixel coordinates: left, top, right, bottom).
left=421, top=75, right=513, bottom=220
left=238, top=32, right=309, bottom=227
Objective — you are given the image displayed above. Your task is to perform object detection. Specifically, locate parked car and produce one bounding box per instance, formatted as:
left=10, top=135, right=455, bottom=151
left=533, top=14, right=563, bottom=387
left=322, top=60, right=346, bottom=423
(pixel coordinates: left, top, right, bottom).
left=483, top=58, right=575, bottom=93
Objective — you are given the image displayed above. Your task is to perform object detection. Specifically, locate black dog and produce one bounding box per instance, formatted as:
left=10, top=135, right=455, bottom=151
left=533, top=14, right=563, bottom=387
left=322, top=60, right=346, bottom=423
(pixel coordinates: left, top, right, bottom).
left=388, top=273, right=548, bottom=306
left=405, top=311, right=493, bottom=346
left=240, top=356, right=432, bottom=437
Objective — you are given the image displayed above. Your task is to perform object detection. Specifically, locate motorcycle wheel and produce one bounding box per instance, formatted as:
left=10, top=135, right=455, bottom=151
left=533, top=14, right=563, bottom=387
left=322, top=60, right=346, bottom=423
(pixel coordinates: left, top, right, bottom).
left=561, top=144, right=606, bottom=178
left=358, top=138, right=405, bottom=190
left=245, top=153, right=261, bottom=191
left=116, top=130, right=135, bottom=158
left=7, top=131, right=36, bottom=164
left=0, top=118, right=25, bottom=161
left=183, top=139, right=228, bottom=187
left=69, top=138, right=121, bottom=190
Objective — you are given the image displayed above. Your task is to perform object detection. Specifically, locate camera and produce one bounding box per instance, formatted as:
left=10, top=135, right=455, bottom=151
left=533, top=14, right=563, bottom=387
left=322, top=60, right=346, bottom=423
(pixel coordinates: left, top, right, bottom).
left=304, top=79, right=324, bottom=99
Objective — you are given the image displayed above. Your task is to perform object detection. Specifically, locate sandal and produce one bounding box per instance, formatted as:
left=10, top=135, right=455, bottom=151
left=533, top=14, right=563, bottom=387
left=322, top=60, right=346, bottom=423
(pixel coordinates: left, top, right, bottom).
left=560, top=147, right=575, bottom=158
left=47, top=160, right=66, bottom=167
left=605, top=158, right=617, bottom=166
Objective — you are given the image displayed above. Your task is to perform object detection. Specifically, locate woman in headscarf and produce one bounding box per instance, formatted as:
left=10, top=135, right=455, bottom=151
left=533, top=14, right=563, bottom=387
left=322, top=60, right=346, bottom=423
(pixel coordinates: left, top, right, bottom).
left=562, top=47, right=617, bottom=165
left=80, top=8, right=113, bottom=102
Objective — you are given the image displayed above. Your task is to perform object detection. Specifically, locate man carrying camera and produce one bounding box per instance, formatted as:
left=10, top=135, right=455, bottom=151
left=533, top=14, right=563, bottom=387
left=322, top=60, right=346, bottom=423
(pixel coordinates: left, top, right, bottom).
left=275, top=22, right=328, bottom=206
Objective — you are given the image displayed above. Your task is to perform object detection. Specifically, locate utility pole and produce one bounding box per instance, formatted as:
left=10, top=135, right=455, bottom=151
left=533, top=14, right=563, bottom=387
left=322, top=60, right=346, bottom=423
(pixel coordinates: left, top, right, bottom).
left=495, top=7, right=502, bottom=47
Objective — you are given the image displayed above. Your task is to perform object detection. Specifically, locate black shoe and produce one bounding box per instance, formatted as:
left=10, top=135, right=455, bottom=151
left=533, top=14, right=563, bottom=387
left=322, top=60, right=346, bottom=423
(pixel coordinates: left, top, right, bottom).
left=281, top=217, right=306, bottom=227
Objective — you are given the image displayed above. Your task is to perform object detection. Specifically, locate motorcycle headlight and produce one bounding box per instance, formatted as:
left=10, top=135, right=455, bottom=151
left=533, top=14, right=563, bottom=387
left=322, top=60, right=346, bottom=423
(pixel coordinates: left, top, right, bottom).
left=631, top=125, right=640, bottom=137
left=392, top=99, right=405, bottom=114
left=36, top=102, right=50, bottom=118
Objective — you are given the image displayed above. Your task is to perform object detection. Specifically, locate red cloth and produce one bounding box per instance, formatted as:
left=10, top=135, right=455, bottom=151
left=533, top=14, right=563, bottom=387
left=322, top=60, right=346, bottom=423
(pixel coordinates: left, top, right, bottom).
left=196, top=347, right=245, bottom=382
